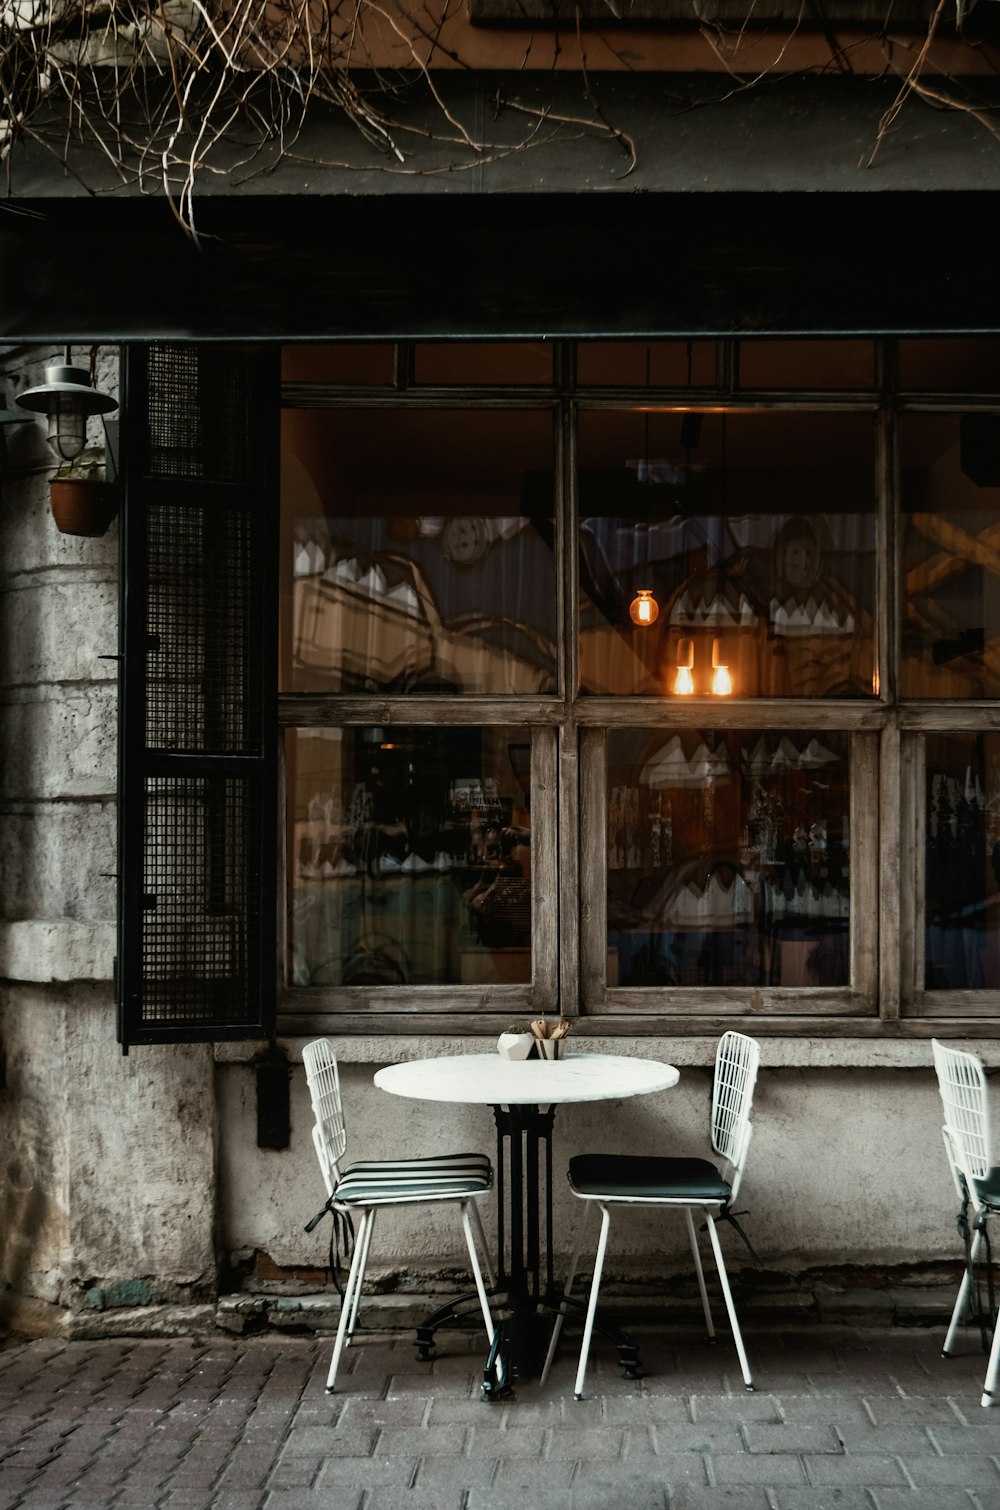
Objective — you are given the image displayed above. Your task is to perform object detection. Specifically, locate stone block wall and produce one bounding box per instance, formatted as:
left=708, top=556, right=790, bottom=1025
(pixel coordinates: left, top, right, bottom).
left=0, top=344, right=216, bottom=1337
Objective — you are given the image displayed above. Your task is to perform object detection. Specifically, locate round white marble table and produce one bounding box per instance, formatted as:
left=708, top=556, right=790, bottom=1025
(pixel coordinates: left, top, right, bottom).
left=375, top=1051, right=679, bottom=1107
left=375, top=1051, right=679, bottom=1396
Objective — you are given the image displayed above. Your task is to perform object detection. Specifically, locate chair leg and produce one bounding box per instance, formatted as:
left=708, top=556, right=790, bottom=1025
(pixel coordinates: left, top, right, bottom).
left=347, top=1206, right=377, bottom=1341
left=460, top=1201, right=498, bottom=1356
left=327, top=1208, right=372, bottom=1393
left=943, top=1226, right=981, bottom=1357
left=540, top=1199, right=591, bottom=1387
left=574, top=1203, right=612, bottom=1401
left=685, top=1206, right=715, bottom=1341
left=982, top=1308, right=1000, bottom=1406
left=469, top=1197, right=496, bottom=1290
left=704, top=1213, right=754, bottom=1391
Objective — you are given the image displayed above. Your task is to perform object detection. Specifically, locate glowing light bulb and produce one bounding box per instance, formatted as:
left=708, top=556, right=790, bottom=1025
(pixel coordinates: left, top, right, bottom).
left=673, top=637, right=695, bottom=695
left=710, top=638, right=732, bottom=696
left=629, top=589, right=659, bottom=627
left=711, top=664, right=733, bottom=696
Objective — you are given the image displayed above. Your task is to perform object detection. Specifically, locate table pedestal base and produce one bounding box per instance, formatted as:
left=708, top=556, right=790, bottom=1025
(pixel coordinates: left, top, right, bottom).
left=408, top=1102, right=642, bottom=1399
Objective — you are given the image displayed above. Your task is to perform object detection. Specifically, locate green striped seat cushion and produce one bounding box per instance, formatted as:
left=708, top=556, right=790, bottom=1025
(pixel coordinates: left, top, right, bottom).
left=569, top=1154, right=731, bottom=1203
left=334, top=1153, right=492, bottom=1205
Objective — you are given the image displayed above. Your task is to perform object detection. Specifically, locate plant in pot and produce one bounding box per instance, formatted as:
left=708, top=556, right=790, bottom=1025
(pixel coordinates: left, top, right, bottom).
left=48, top=448, right=118, bottom=538
left=497, top=1023, right=536, bottom=1061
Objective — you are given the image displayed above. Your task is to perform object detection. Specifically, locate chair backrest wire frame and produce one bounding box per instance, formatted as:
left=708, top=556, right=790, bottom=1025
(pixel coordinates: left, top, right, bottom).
left=932, top=1038, right=992, bottom=1197
left=303, top=1037, right=348, bottom=1195
left=711, top=1030, right=761, bottom=1203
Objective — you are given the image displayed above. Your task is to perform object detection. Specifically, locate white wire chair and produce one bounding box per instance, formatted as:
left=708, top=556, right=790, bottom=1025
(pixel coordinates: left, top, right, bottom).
left=541, top=1030, right=762, bottom=1399
left=302, top=1037, right=497, bottom=1392
left=931, top=1038, right=1000, bottom=1407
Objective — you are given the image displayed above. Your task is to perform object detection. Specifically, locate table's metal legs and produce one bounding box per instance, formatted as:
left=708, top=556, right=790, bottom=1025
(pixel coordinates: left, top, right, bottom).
left=485, top=1104, right=639, bottom=1399
left=409, top=1103, right=641, bottom=1398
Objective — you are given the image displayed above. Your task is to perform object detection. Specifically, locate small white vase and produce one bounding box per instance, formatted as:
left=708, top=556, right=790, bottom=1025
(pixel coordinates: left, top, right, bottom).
left=497, top=1032, right=535, bottom=1061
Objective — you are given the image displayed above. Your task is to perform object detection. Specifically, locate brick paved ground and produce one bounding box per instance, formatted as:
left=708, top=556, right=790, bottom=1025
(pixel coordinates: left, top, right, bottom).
left=2, top=1322, right=1000, bottom=1509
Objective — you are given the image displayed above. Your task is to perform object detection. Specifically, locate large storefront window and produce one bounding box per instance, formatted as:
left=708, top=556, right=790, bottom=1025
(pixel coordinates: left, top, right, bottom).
left=577, top=411, right=876, bottom=699
left=606, top=728, right=850, bottom=990
left=287, top=725, right=532, bottom=989
left=900, top=413, right=1000, bottom=700
left=924, top=733, right=1000, bottom=993
left=276, top=337, right=1000, bottom=1031
left=281, top=408, right=556, bottom=696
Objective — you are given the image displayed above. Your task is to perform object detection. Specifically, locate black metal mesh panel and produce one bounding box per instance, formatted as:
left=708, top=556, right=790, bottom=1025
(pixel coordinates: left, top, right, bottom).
left=140, top=775, right=261, bottom=1028
left=145, top=500, right=260, bottom=755
left=119, top=341, right=277, bottom=1048
left=144, top=345, right=267, bottom=484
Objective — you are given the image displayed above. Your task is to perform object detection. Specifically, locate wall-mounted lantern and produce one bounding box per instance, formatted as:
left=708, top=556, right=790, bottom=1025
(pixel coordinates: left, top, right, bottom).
left=16, top=348, right=120, bottom=535
left=16, top=347, right=118, bottom=464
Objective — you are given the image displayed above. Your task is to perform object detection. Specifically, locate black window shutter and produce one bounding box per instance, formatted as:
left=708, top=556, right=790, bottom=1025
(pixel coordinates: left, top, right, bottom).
left=117, top=343, right=279, bottom=1048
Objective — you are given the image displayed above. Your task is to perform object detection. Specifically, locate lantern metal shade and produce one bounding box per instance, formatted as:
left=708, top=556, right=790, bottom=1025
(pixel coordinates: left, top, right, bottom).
left=17, top=361, right=118, bottom=463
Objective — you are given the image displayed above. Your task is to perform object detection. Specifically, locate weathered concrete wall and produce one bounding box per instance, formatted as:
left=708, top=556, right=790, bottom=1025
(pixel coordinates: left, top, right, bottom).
left=214, top=1037, right=986, bottom=1298
left=0, top=345, right=217, bottom=1336
left=0, top=987, right=70, bottom=1334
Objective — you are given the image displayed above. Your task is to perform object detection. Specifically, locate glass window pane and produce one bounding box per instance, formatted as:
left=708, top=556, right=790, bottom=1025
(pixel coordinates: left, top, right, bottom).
left=579, top=411, right=877, bottom=698
left=577, top=341, right=716, bottom=388
left=413, top=343, right=552, bottom=385
left=898, top=338, right=1000, bottom=393
left=281, top=345, right=396, bottom=385
left=281, top=409, right=556, bottom=694
left=738, top=340, right=874, bottom=391
left=607, top=728, right=850, bottom=989
left=900, top=414, right=1000, bottom=699
left=288, top=727, right=532, bottom=988
left=924, top=733, right=1000, bottom=990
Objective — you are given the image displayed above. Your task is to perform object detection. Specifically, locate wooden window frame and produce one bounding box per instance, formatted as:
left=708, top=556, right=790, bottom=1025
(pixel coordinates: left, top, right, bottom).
left=276, top=338, right=1000, bottom=1040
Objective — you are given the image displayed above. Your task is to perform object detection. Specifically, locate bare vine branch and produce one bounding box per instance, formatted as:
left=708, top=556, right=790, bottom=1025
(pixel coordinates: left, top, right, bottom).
left=0, top=0, right=995, bottom=237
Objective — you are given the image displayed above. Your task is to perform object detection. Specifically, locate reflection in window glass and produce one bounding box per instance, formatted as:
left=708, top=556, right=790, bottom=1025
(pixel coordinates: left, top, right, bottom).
left=607, top=729, right=850, bottom=989
left=281, top=409, right=556, bottom=694
left=579, top=411, right=876, bottom=698
left=901, top=415, right=1000, bottom=699
left=288, top=727, right=532, bottom=988
left=925, top=734, right=1000, bottom=991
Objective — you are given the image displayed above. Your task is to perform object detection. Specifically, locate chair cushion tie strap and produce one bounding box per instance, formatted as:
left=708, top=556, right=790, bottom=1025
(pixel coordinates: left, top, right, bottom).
left=717, top=1208, right=763, bottom=1267
left=303, top=1197, right=356, bottom=1297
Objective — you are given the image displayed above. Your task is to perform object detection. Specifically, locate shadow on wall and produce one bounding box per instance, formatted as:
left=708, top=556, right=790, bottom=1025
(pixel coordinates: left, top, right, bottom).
left=0, top=1030, right=61, bottom=1337
left=0, top=1180, right=52, bottom=1335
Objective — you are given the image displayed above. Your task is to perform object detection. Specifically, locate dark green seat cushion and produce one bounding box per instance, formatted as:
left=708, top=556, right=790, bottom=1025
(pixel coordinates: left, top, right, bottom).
left=569, top=1153, right=731, bottom=1203
left=974, top=1167, right=1000, bottom=1211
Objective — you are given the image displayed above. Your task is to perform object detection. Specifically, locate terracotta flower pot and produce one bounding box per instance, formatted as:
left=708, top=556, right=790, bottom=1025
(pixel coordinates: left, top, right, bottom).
left=48, top=477, right=118, bottom=537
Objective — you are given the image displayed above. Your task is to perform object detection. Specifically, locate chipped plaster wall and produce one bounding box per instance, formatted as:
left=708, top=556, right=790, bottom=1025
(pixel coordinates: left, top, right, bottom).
left=0, top=344, right=216, bottom=1336
left=215, top=1046, right=975, bottom=1292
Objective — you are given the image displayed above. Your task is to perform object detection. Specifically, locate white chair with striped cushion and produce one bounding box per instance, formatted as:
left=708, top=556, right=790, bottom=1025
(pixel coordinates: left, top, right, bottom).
left=542, top=1030, right=761, bottom=1399
left=303, top=1037, right=497, bottom=1392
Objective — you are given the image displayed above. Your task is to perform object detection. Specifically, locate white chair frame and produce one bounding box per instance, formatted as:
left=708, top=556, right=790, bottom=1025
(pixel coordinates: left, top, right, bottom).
left=303, top=1038, right=498, bottom=1392
left=542, top=1030, right=761, bottom=1399
left=932, top=1038, right=1000, bottom=1408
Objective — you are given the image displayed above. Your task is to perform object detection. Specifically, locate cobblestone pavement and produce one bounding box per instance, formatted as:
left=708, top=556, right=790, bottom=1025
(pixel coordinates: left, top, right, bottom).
left=2, top=1323, right=1000, bottom=1509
